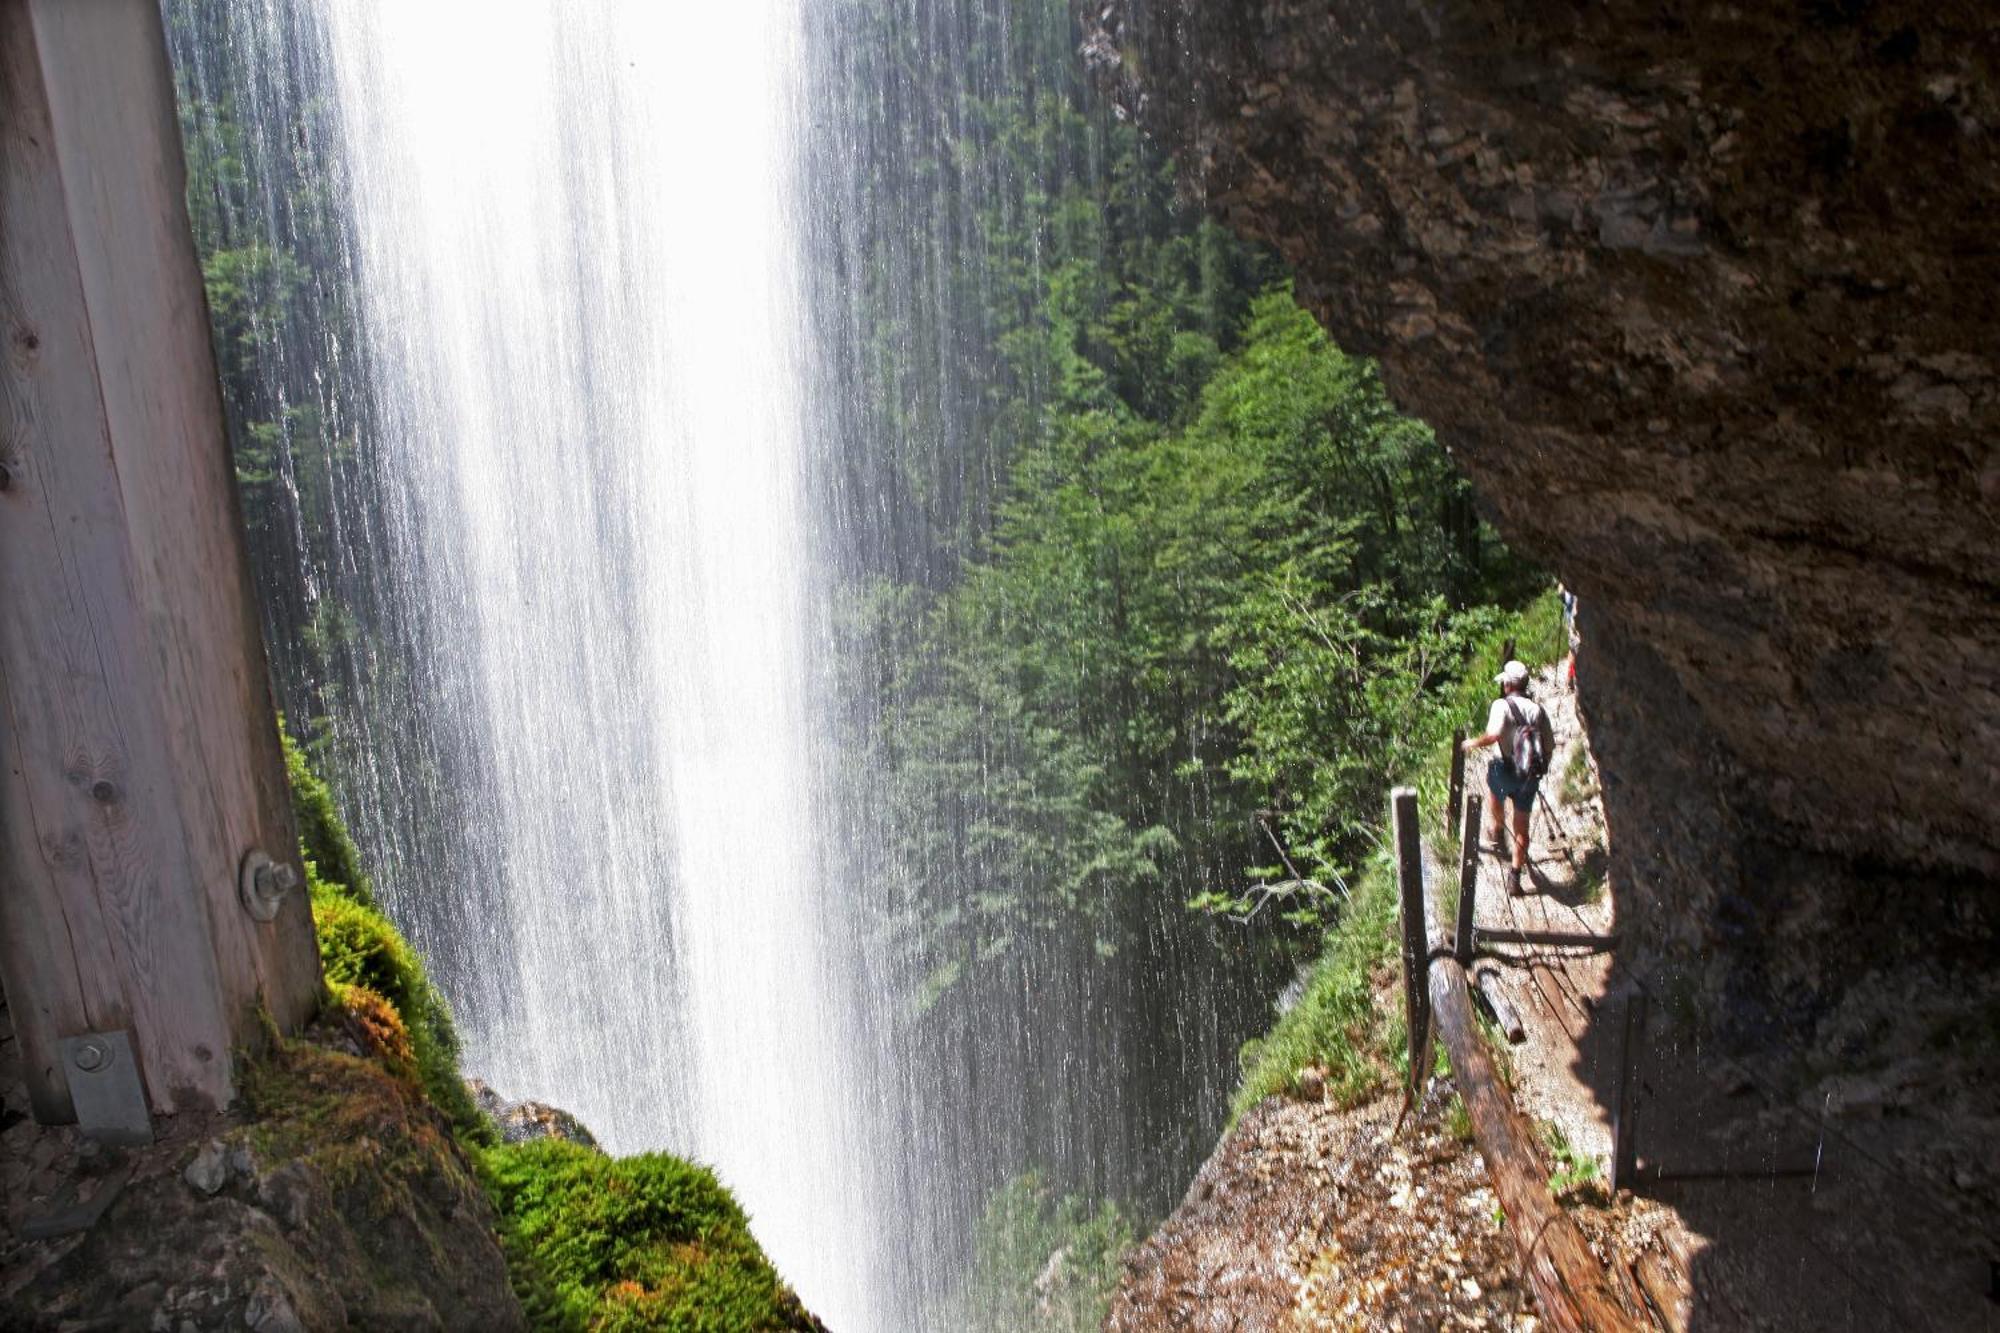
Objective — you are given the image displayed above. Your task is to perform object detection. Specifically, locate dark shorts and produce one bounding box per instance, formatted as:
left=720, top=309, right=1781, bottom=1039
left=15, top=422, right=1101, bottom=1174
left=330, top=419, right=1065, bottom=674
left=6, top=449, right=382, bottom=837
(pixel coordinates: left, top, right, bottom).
left=1486, top=757, right=1539, bottom=809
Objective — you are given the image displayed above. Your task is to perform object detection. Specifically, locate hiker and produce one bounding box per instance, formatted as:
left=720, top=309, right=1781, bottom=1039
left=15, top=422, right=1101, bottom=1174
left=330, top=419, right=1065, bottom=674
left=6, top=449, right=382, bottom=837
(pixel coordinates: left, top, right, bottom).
left=1561, top=586, right=1579, bottom=690
left=1459, top=659, right=1556, bottom=894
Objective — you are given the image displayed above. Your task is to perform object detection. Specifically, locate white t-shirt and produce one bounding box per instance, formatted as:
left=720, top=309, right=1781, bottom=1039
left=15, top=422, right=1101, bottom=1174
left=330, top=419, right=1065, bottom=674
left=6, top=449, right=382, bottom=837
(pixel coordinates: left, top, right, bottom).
left=1487, top=694, right=1545, bottom=752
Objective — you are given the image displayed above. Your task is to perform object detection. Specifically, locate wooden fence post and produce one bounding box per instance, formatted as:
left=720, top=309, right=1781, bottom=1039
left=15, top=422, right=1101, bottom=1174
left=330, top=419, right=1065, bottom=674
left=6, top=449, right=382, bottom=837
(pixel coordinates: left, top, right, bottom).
left=1611, top=992, right=1651, bottom=1194
left=1455, top=794, right=1482, bottom=963
left=0, top=0, right=322, bottom=1131
left=1445, top=728, right=1466, bottom=839
left=1392, top=787, right=1429, bottom=1106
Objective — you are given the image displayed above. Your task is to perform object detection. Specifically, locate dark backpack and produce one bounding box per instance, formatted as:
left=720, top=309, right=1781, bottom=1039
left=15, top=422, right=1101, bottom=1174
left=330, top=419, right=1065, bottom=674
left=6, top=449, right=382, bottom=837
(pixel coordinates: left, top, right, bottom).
left=1505, top=697, right=1552, bottom=779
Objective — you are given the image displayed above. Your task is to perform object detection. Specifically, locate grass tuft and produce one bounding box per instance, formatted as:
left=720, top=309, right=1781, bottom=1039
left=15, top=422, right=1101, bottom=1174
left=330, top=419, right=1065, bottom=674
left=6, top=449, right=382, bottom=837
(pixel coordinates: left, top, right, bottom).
left=1232, top=848, right=1398, bottom=1118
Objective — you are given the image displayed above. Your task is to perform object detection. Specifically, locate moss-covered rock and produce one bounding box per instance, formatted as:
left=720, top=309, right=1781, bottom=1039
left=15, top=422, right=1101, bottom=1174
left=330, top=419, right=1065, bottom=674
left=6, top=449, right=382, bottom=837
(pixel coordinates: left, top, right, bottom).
left=280, top=725, right=489, bottom=1144
left=477, top=1140, right=826, bottom=1333
left=4, top=1034, right=524, bottom=1332
left=309, top=878, right=490, bottom=1145
left=278, top=731, right=823, bottom=1330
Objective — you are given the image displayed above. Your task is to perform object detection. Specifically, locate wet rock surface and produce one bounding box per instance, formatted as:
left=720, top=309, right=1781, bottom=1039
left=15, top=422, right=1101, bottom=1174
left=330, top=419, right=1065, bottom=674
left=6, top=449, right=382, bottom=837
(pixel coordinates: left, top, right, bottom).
left=467, top=1079, right=599, bottom=1149
left=1079, top=0, right=2000, bottom=1036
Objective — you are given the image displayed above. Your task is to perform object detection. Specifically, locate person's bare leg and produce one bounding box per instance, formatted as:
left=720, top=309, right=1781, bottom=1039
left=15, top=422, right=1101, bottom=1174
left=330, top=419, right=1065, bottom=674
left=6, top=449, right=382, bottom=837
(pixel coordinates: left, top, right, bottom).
left=1485, top=796, right=1504, bottom=847
left=1511, top=801, right=1532, bottom=872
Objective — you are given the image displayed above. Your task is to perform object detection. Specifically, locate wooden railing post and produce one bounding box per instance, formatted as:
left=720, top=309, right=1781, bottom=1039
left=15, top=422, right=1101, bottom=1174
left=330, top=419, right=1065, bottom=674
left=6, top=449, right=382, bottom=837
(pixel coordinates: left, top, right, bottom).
left=1611, top=992, right=1650, bottom=1194
left=0, top=0, right=322, bottom=1133
left=1455, top=794, right=1482, bottom=963
left=1445, top=727, right=1466, bottom=839
left=1392, top=787, right=1429, bottom=1105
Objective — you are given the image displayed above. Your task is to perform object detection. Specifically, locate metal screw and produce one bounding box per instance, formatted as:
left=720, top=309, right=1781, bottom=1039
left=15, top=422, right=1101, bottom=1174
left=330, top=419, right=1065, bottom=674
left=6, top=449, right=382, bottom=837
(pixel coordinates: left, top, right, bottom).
left=239, top=849, right=298, bottom=921
left=73, top=1039, right=109, bottom=1073
left=254, top=861, right=298, bottom=901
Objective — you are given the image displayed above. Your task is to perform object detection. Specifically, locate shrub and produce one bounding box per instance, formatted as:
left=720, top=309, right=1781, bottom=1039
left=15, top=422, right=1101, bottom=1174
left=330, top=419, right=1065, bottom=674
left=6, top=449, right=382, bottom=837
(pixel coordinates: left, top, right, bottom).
left=956, top=1172, right=1134, bottom=1333
left=1231, top=848, right=1398, bottom=1118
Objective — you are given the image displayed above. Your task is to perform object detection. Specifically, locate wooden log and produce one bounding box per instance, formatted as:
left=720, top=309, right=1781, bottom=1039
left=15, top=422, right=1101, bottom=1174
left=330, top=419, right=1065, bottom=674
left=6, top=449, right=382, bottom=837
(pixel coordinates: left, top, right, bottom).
left=1391, top=787, right=1429, bottom=1105
left=1455, top=793, right=1481, bottom=963
left=1632, top=1249, right=1692, bottom=1333
left=1429, top=951, right=1644, bottom=1333
left=0, top=0, right=321, bottom=1122
left=1473, top=964, right=1527, bottom=1044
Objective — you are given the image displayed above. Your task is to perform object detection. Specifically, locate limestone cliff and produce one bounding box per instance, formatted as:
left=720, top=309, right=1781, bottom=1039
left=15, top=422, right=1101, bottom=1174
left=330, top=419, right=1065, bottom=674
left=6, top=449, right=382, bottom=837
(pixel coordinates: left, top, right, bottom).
left=1079, top=0, right=1998, bottom=1034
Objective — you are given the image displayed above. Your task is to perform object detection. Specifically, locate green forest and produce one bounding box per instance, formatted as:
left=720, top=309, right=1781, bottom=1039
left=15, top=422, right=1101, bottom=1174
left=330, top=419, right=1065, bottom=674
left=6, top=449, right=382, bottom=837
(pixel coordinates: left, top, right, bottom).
left=817, top=5, right=1541, bottom=1013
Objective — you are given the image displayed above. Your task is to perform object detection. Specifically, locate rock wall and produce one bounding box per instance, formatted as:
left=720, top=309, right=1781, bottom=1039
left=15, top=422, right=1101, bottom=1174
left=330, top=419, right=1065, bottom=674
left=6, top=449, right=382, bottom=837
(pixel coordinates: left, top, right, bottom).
left=1079, top=1, right=1999, bottom=1032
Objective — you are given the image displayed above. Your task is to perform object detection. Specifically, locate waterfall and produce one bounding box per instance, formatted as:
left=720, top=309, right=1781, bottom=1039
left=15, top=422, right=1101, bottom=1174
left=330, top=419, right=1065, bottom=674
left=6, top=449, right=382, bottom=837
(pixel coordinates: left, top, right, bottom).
left=169, top=1, right=1288, bottom=1325
left=174, top=1, right=891, bottom=1322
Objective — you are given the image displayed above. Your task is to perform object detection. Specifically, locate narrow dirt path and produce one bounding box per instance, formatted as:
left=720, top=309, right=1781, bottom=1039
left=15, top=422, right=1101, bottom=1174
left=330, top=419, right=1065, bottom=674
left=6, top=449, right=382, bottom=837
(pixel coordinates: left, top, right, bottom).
left=1471, top=665, right=1998, bottom=1332
left=1112, top=663, right=1999, bottom=1331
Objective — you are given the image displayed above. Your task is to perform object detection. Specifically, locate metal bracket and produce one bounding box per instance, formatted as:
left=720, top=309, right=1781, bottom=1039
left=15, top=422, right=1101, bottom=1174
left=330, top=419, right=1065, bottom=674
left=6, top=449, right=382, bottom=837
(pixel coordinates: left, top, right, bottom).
left=59, top=1030, right=151, bottom=1145
left=238, top=847, right=298, bottom=922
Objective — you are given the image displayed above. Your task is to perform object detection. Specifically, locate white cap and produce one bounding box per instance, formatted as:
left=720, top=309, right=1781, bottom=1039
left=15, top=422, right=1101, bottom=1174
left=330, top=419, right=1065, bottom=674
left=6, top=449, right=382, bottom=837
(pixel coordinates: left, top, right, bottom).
left=1494, top=660, right=1530, bottom=688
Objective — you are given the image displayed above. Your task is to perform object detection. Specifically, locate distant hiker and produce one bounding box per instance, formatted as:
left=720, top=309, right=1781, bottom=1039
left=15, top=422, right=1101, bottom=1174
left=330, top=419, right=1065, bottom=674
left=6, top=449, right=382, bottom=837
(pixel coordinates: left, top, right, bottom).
left=1459, top=660, right=1555, bottom=893
left=1561, top=586, right=1580, bottom=690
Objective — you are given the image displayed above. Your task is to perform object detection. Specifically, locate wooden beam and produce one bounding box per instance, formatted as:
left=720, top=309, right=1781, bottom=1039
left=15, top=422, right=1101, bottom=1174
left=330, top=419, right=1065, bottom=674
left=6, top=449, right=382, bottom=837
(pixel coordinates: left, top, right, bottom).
left=1473, top=963, right=1526, bottom=1044
left=1445, top=727, right=1466, bottom=839
left=1611, top=992, right=1650, bottom=1195
left=1429, top=952, right=1644, bottom=1332
left=1454, top=793, right=1481, bottom=963
left=0, top=0, right=320, bottom=1122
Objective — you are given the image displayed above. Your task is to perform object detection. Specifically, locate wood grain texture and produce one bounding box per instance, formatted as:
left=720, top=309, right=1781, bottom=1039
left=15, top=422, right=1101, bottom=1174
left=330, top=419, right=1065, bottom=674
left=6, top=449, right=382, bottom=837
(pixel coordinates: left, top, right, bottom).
left=1429, top=951, right=1646, bottom=1333
left=30, top=0, right=319, bottom=1040
left=0, top=0, right=319, bottom=1120
left=1391, top=787, right=1429, bottom=1107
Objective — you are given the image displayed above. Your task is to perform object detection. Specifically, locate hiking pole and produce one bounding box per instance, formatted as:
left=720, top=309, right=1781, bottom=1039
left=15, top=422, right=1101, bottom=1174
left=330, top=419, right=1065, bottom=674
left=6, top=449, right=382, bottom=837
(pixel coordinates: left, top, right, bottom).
left=1536, top=786, right=1576, bottom=862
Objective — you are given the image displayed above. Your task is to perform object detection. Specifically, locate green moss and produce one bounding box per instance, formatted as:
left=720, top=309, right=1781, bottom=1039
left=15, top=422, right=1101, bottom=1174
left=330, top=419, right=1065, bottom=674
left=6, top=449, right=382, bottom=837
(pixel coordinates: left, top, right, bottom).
left=477, top=1140, right=814, bottom=1332
left=280, top=727, right=489, bottom=1145
left=309, top=872, right=489, bottom=1144
left=280, top=722, right=376, bottom=911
